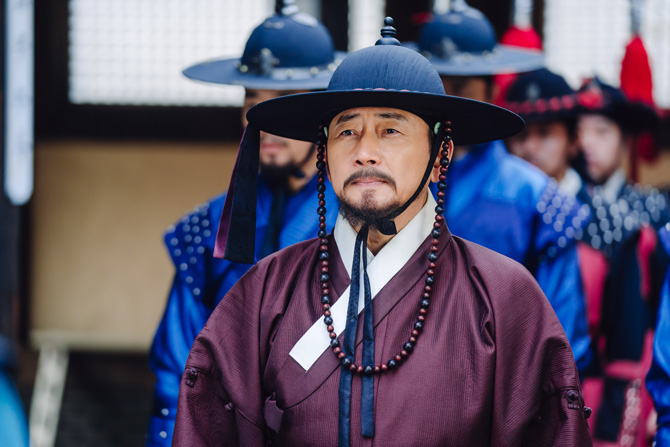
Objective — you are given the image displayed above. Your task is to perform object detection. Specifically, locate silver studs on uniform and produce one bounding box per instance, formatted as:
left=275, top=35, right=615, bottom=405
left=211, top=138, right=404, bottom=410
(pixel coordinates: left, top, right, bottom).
left=164, top=201, right=215, bottom=299
left=577, top=184, right=669, bottom=257
left=536, top=180, right=583, bottom=258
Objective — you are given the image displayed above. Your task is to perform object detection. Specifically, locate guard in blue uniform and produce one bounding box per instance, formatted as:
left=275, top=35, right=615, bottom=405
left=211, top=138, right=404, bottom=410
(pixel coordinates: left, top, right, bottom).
left=504, top=70, right=670, bottom=442
left=146, top=3, right=341, bottom=445
left=572, top=78, right=669, bottom=444
left=415, top=1, right=591, bottom=371
left=648, top=222, right=670, bottom=446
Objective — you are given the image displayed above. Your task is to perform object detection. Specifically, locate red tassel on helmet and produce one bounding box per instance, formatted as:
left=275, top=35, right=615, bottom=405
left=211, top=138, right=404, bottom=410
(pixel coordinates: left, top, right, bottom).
left=620, top=34, right=659, bottom=181
left=494, top=25, right=542, bottom=106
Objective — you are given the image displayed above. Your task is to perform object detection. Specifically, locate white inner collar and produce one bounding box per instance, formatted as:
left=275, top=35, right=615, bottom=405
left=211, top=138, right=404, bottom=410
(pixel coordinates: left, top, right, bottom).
left=599, top=169, right=626, bottom=204
left=559, top=167, right=582, bottom=197
left=289, top=192, right=437, bottom=371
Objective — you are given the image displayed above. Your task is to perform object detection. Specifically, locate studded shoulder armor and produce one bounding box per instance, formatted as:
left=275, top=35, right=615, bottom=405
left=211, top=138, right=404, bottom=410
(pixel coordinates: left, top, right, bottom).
left=164, top=197, right=221, bottom=301
left=535, top=180, right=589, bottom=258
left=577, top=184, right=669, bottom=258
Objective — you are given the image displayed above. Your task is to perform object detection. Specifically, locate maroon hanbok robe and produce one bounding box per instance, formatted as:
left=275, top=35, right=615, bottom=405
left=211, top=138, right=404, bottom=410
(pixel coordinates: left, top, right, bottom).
left=173, top=225, right=592, bottom=446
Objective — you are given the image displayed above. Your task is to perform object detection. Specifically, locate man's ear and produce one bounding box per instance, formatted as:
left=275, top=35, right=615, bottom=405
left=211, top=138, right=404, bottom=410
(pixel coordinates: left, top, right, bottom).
left=430, top=140, right=453, bottom=183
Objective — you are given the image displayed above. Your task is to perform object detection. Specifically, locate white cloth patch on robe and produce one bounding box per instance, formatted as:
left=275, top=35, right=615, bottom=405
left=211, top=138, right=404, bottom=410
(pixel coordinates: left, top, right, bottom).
left=289, top=192, right=437, bottom=370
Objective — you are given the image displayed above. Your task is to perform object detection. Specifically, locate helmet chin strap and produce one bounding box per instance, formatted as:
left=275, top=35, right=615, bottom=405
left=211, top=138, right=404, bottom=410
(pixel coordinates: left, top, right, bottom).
left=289, top=143, right=318, bottom=179
left=371, top=121, right=447, bottom=235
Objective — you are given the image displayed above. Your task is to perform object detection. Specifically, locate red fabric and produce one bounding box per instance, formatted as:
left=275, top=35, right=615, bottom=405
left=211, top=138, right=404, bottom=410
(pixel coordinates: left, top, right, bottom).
left=494, top=26, right=543, bottom=105
left=620, top=35, right=658, bottom=176
left=588, top=332, right=656, bottom=447
left=578, top=243, right=608, bottom=430
left=500, top=26, right=543, bottom=50
left=620, top=36, right=653, bottom=105
left=637, top=225, right=658, bottom=300
left=577, top=243, right=608, bottom=341
left=579, top=226, right=660, bottom=446
left=410, top=11, right=432, bottom=26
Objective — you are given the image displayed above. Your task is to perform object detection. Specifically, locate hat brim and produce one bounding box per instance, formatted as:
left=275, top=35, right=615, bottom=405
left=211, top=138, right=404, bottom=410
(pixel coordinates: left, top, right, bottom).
left=405, top=43, right=544, bottom=76
left=578, top=102, right=660, bottom=134
left=183, top=52, right=347, bottom=90
left=506, top=103, right=579, bottom=125
left=246, top=90, right=525, bottom=146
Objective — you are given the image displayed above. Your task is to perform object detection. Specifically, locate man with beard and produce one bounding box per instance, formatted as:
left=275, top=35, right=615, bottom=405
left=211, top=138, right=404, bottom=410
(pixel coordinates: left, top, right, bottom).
left=413, top=1, right=591, bottom=372
left=172, top=18, right=592, bottom=447
left=146, top=4, right=341, bottom=445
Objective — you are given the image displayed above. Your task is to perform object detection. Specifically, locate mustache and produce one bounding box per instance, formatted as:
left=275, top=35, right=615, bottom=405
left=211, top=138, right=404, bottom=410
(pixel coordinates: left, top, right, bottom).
left=344, top=168, right=396, bottom=189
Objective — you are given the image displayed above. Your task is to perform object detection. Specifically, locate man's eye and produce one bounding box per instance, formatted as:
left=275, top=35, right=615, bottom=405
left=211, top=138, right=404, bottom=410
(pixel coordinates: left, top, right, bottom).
left=384, top=128, right=399, bottom=134
left=340, top=129, right=354, bottom=136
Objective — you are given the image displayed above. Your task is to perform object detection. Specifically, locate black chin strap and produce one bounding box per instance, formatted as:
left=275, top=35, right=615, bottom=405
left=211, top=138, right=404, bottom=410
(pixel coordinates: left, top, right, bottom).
left=289, top=143, right=318, bottom=179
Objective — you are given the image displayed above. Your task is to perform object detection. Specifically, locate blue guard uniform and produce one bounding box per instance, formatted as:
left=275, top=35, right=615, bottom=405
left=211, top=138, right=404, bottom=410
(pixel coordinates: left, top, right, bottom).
left=648, top=222, right=670, bottom=446
left=503, top=69, right=670, bottom=441
left=148, top=176, right=338, bottom=444
left=416, top=1, right=590, bottom=370
left=432, top=141, right=591, bottom=370
left=146, top=3, right=344, bottom=445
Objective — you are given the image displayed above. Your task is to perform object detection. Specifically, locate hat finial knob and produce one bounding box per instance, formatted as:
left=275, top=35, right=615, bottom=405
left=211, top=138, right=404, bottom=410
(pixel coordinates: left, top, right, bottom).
left=376, top=17, right=400, bottom=46
left=276, top=0, right=298, bottom=16
left=449, top=0, right=469, bottom=12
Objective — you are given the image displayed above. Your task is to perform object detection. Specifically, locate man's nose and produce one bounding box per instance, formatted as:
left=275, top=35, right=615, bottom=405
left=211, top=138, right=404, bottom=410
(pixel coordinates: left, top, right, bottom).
left=523, top=136, right=539, bottom=155
left=578, top=132, right=594, bottom=153
left=354, top=131, right=381, bottom=166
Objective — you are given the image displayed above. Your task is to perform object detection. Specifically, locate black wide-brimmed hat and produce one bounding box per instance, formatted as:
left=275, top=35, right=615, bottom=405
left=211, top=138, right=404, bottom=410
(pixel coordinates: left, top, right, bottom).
left=575, top=77, right=660, bottom=133
left=215, top=18, right=525, bottom=263
left=246, top=24, right=524, bottom=145
left=409, top=0, right=544, bottom=76
left=183, top=1, right=345, bottom=90
left=504, top=68, right=578, bottom=124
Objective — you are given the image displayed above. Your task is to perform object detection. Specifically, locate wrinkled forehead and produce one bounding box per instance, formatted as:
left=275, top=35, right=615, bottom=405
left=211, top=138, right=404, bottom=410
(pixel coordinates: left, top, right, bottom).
left=328, top=107, right=427, bottom=129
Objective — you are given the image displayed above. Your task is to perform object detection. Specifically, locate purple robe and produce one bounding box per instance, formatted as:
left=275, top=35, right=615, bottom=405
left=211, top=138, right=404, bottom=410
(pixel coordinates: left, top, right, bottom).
left=173, top=227, right=592, bottom=446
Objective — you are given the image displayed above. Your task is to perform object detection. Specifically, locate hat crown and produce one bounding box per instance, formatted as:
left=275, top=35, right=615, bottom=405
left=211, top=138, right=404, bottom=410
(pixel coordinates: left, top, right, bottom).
left=507, top=68, right=574, bottom=103
left=418, top=3, right=496, bottom=58
left=577, top=77, right=627, bottom=107
left=240, top=10, right=336, bottom=73
left=574, top=77, right=660, bottom=134
left=328, top=18, right=445, bottom=96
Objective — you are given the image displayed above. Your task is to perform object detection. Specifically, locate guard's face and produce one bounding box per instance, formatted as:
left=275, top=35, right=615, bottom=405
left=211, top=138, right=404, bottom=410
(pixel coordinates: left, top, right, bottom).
left=508, top=121, right=576, bottom=181
left=441, top=76, right=497, bottom=103
left=326, top=107, right=436, bottom=222
left=577, top=114, right=629, bottom=184
left=243, top=89, right=314, bottom=168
